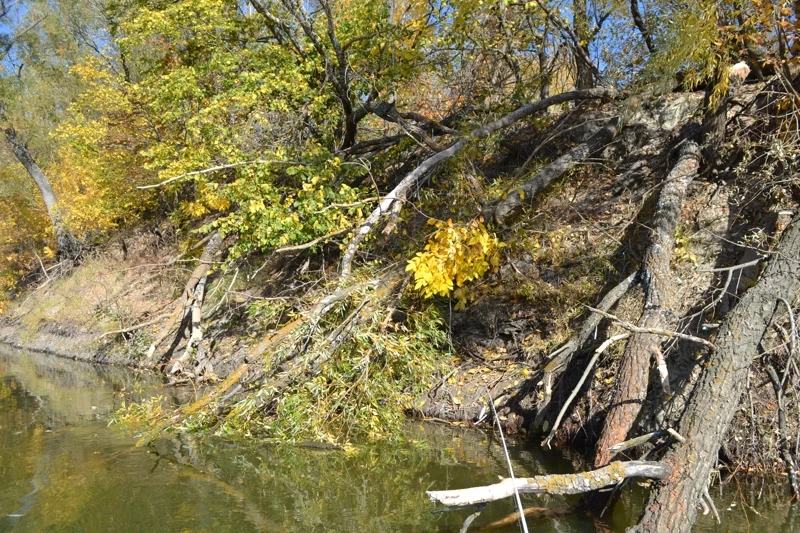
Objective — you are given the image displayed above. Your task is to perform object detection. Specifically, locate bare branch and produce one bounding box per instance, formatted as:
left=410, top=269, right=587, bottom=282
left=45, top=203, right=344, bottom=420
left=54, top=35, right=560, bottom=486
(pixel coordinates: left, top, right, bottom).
left=137, top=160, right=305, bottom=189
left=273, top=227, right=351, bottom=253
left=585, top=306, right=716, bottom=349
left=543, top=333, right=630, bottom=448
left=427, top=461, right=671, bottom=506
left=340, top=88, right=615, bottom=277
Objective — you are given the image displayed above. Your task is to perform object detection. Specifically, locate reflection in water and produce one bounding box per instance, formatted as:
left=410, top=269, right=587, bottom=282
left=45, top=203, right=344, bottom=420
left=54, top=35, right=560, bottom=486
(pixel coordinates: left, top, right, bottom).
left=0, top=345, right=796, bottom=533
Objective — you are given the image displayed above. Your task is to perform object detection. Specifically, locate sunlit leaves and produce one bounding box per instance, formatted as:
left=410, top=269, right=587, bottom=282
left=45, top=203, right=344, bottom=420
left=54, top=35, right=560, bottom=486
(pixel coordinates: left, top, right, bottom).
left=406, top=218, right=503, bottom=309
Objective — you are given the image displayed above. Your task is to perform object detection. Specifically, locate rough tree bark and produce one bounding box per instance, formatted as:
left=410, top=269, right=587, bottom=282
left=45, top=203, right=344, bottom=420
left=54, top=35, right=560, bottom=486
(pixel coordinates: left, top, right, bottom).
left=0, top=100, right=79, bottom=258
left=594, top=140, right=701, bottom=468
left=573, top=0, right=593, bottom=90
left=633, top=216, right=800, bottom=533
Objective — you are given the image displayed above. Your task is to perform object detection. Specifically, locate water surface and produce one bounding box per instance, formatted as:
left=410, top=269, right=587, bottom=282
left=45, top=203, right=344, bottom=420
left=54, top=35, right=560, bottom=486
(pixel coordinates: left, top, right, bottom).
left=0, top=345, right=796, bottom=532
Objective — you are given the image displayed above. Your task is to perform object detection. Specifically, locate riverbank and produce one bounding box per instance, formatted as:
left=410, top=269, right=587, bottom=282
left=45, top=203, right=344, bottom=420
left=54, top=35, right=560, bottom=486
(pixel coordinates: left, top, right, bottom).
left=1, top=85, right=798, bottom=508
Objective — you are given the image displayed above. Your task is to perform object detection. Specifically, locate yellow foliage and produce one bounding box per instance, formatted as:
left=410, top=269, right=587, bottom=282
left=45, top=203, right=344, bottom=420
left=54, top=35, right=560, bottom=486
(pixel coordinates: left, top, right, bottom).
left=406, top=219, right=503, bottom=309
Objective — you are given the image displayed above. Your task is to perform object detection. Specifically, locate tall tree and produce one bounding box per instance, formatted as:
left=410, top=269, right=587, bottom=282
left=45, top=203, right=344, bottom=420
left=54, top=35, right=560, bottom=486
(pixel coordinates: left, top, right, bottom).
left=573, top=0, right=592, bottom=89
left=0, top=100, right=78, bottom=257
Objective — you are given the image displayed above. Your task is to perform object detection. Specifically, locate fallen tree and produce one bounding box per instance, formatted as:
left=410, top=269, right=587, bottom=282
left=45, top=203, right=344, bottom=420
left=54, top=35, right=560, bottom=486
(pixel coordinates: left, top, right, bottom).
left=593, top=138, right=702, bottom=467
left=340, top=88, right=615, bottom=277
left=145, top=231, right=224, bottom=367
left=632, top=216, right=800, bottom=532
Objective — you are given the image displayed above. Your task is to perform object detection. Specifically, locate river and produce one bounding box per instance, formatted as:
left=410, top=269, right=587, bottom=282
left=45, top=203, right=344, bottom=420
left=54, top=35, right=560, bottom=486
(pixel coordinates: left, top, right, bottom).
left=0, top=345, right=797, bottom=532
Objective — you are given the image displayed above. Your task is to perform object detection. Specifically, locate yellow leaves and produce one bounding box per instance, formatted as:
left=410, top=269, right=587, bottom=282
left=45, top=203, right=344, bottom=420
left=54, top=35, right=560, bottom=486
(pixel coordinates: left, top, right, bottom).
left=248, top=199, right=265, bottom=214
left=406, top=218, right=504, bottom=307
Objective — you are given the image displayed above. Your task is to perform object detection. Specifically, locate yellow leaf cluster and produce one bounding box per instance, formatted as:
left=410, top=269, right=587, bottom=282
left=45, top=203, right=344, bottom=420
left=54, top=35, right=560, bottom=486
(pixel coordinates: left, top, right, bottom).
left=406, top=219, right=503, bottom=309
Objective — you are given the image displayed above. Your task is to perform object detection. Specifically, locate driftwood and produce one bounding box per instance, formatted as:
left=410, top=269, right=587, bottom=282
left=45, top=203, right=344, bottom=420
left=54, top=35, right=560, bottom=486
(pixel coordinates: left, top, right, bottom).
left=427, top=461, right=670, bottom=506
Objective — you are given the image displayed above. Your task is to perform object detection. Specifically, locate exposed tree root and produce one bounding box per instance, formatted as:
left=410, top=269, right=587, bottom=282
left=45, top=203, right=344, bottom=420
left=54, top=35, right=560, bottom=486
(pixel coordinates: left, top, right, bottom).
left=427, top=461, right=670, bottom=506
left=634, top=216, right=800, bottom=533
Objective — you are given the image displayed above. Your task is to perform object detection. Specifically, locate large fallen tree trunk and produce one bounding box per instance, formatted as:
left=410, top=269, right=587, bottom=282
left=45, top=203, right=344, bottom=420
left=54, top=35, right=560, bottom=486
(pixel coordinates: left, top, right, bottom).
left=633, top=215, right=800, bottom=533
left=593, top=139, right=701, bottom=467
left=488, top=118, right=621, bottom=224
left=340, top=88, right=615, bottom=278
left=427, top=461, right=670, bottom=506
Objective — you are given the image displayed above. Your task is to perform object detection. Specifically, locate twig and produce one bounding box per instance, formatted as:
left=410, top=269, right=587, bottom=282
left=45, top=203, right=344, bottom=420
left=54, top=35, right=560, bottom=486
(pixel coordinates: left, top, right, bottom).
left=313, top=197, right=381, bottom=214
left=585, top=306, right=716, bottom=349
left=608, top=428, right=684, bottom=459
left=700, top=256, right=766, bottom=273
left=97, top=313, right=172, bottom=339
left=459, top=503, right=487, bottom=533
left=33, top=250, right=52, bottom=283
left=703, top=486, right=720, bottom=524
left=273, top=227, right=351, bottom=253
left=543, top=334, right=630, bottom=448
left=136, top=160, right=305, bottom=189
left=488, top=395, right=529, bottom=533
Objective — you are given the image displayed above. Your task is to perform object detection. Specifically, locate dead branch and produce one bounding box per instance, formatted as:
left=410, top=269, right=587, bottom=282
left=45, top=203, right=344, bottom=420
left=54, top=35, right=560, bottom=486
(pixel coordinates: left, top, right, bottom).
left=652, top=346, right=671, bottom=395
left=273, top=227, right=351, bottom=254
left=585, top=307, right=715, bottom=349
left=608, top=428, right=685, bottom=459
left=543, top=333, right=630, bottom=448
left=427, top=461, right=670, bottom=506
left=97, top=312, right=172, bottom=339
left=137, top=160, right=305, bottom=189
left=489, top=118, right=621, bottom=224
left=145, top=231, right=223, bottom=362
left=533, top=272, right=637, bottom=428
left=340, top=88, right=616, bottom=278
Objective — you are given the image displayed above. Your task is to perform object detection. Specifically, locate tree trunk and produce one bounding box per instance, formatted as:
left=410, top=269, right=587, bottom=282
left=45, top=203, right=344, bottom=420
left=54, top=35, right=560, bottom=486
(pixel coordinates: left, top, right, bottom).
left=701, top=73, right=728, bottom=174
left=489, top=118, right=619, bottom=224
left=573, top=0, right=593, bottom=90
left=0, top=100, right=78, bottom=258
left=594, top=141, right=701, bottom=468
left=634, top=216, right=800, bottom=533
left=629, top=0, right=655, bottom=54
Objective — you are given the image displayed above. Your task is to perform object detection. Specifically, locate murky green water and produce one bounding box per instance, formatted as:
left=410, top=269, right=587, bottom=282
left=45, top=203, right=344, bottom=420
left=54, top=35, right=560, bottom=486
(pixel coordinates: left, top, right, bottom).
left=1, top=345, right=798, bottom=533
